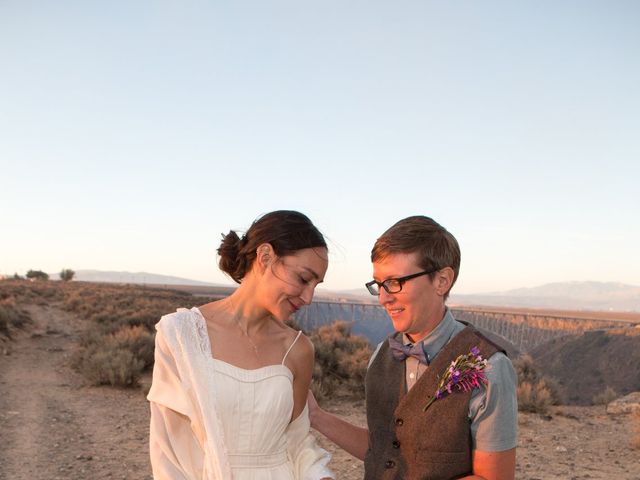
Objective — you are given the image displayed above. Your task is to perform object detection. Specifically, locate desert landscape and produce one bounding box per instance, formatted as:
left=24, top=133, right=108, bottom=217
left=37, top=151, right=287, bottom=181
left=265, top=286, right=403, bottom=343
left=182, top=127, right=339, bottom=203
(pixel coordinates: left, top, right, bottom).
left=1, top=281, right=639, bottom=479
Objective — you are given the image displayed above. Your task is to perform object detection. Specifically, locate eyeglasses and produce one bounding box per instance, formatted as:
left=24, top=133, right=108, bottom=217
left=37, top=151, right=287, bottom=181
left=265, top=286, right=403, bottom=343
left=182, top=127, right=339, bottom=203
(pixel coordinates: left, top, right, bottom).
left=365, top=268, right=440, bottom=296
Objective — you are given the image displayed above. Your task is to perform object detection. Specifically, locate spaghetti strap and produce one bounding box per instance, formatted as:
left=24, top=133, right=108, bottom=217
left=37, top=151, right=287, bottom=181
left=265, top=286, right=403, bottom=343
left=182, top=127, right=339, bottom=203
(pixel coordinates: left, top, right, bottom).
left=282, top=330, right=303, bottom=365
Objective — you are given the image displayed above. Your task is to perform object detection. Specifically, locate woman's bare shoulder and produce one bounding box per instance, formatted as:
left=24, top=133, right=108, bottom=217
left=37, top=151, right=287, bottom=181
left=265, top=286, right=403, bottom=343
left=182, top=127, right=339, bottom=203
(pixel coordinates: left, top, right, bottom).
left=284, top=328, right=314, bottom=365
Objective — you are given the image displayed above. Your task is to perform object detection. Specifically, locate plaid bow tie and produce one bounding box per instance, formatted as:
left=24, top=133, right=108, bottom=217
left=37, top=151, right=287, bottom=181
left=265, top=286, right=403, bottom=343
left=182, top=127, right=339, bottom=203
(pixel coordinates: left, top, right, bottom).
left=388, top=336, right=429, bottom=365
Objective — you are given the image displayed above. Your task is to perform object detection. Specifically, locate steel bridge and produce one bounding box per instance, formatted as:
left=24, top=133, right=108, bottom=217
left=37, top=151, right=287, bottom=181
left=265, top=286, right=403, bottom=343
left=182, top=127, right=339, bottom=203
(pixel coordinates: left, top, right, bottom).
left=293, top=300, right=637, bottom=353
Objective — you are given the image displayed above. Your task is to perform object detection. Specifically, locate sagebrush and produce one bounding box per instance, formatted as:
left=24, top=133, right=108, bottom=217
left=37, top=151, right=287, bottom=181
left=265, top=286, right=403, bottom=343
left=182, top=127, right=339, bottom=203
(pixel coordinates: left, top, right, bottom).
left=0, top=297, right=31, bottom=338
left=72, top=325, right=156, bottom=387
left=514, top=354, right=561, bottom=413
left=63, top=283, right=212, bottom=386
left=592, top=386, right=618, bottom=405
left=1, top=279, right=211, bottom=386
left=310, top=320, right=372, bottom=403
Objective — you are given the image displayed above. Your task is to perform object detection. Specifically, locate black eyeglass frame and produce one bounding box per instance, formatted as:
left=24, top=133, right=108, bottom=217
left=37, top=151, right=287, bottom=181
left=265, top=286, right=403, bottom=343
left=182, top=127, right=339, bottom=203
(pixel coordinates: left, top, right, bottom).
left=365, top=267, right=440, bottom=296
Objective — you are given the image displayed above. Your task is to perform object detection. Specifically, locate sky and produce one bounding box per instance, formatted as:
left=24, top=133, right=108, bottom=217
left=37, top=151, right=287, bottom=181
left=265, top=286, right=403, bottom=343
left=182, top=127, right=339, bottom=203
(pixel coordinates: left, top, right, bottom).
left=1, top=0, right=639, bottom=294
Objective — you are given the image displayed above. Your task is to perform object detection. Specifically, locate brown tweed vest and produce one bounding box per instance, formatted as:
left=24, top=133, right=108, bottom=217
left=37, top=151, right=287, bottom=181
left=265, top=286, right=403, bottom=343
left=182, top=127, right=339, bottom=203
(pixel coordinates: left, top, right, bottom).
left=364, top=325, right=503, bottom=480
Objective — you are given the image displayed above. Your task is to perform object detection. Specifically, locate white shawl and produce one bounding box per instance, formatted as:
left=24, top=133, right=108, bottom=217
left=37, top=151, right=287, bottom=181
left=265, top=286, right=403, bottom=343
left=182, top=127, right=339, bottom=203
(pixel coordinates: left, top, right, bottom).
left=148, top=308, right=232, bottom=479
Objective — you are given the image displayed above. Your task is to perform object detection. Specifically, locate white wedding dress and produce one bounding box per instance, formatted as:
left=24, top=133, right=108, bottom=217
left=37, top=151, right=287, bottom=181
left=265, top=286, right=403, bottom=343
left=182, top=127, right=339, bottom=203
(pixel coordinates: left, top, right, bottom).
left=148, top=307, right=333, bottom=480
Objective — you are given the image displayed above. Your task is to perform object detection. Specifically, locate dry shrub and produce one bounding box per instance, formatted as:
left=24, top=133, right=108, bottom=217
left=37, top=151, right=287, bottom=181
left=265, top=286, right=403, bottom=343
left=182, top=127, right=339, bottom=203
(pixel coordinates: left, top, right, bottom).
left=61, top=283, right=201, bottom=331
left=73, top=325, right=155, bottom=387
left=514, top=354, right=538, bottom=383
left=517, top=379, right=553, bottom=414
left=310, top=369, right=331, bottom=403
left=0, top=278, right=62, bottom=304
left=0, top=311, right=8, bottom=338
left=77, top=347, right=145, bottom=387
left=592, top=386, right=618, bottom=405
left=60, top=282, right=217, bottom=387
left=109, top=325, right=156, bottom=368
left=310, top=320, right=372, bottom=403
left=0, top=298, right=31, bottom=338
left=1, top=280, right=215, bottom=388
left=514, top=354, right=561, bottom=413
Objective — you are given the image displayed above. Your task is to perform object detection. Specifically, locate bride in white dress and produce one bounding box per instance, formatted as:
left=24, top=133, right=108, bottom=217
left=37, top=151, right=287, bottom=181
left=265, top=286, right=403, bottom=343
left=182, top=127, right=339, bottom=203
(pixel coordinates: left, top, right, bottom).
left=147, top=211, right=334, bottom=480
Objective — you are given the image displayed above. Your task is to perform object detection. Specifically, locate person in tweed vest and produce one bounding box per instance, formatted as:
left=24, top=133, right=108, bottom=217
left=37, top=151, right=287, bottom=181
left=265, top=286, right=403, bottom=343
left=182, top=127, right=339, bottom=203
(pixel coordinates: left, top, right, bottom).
left=309, top=216, right=517, bottom=479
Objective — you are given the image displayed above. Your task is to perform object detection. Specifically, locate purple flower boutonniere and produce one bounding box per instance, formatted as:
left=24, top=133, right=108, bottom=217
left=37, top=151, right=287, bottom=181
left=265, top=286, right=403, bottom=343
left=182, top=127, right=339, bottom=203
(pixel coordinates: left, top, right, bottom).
left=423, top=346, right=488, bottom=411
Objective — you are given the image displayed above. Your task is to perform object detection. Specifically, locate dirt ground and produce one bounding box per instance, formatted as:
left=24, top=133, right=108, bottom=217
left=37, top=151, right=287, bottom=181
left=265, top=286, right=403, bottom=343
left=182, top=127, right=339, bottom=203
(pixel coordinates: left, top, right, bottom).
left=1, top=305, right=639, bottom=479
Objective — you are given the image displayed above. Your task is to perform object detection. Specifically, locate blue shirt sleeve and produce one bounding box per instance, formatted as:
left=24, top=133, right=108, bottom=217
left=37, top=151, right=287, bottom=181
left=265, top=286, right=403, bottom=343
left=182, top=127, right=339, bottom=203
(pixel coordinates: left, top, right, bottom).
left=469, top=352, right=518, bottom=452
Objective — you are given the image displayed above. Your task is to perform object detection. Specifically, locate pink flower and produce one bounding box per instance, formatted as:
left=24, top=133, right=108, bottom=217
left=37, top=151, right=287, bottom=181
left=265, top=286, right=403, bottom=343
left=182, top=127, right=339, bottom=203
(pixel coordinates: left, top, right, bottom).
left=423, top=346, right=488, bottom=411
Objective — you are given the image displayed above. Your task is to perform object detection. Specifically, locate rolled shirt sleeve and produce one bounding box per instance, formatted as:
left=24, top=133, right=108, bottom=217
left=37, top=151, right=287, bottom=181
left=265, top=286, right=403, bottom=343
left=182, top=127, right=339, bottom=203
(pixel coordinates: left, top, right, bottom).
left=469, top=352, right=518, bottom=452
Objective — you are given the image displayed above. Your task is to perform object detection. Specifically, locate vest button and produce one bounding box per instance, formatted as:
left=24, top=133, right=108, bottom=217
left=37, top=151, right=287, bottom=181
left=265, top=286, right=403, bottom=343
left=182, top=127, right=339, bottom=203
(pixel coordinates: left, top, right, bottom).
left=392, top=440, right=400, bottom=449
left=385, top=460, right=396, bottom=469
left=395, top=418, right=403, bottom=426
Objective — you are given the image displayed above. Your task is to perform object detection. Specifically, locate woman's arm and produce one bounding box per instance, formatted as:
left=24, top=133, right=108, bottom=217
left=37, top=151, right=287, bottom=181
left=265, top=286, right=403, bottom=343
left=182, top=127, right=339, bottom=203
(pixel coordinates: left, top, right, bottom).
left=307, top=389, right=369, bottom=461
left=457, top=448, right=516, bottom=480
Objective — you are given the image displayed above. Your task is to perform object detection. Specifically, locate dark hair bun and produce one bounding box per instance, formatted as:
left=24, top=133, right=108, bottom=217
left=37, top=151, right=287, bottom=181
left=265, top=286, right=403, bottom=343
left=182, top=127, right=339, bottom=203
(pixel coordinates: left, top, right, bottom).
left=217, top=230, right=248, bottom=283
left=217, top=210, right=326, bottom=284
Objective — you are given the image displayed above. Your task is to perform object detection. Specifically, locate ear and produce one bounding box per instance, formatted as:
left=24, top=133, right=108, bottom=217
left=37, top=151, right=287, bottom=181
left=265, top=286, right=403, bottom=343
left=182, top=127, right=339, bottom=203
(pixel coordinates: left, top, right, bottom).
left=434, top=267, right=454, bottom=297
left=255, top=243, right=275, bottom=270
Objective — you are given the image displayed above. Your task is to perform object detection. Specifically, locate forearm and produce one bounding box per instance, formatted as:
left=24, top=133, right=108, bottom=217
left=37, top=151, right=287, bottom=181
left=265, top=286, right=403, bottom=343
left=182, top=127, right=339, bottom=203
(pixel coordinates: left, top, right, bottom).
left=469, top=448, right=516, bottom=480
left=311, top=407, right=369, bottom=461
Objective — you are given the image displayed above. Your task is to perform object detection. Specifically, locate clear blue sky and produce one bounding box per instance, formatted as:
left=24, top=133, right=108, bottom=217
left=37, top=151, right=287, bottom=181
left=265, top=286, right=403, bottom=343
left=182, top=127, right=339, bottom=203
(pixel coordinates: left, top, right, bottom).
left=2, top=0, right=638, bottom=294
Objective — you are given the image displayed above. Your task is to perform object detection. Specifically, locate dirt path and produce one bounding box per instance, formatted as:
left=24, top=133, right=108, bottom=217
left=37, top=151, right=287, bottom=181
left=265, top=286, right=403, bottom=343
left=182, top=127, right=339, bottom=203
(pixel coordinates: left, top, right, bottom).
left=1, top=304, right=639, bottom=479
left=0, top=305, right=151, bottom=480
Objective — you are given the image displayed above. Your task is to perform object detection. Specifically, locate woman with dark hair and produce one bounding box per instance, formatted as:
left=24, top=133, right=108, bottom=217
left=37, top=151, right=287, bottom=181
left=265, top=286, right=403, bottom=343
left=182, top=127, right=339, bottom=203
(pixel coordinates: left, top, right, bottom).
left=147, top=211, right=334, bottom=480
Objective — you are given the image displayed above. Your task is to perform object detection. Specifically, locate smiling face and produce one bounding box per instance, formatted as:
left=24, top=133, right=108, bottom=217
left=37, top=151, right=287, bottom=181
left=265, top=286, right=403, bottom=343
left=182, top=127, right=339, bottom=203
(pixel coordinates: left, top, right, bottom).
left=372, top=251, right=448, bottom=341
left=260, top=247, right=329, bottom=322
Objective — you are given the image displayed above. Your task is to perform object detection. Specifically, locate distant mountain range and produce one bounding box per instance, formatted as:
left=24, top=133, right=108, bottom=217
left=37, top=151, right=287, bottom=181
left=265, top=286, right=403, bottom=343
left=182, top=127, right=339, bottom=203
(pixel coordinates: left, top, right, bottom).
left=70, top=269, right=223, bottom=287
left=51, top=271, right=640, bottom=312
left=449, top=281, right=640, bottom=312
left=66, top=270, right=376, bottom=303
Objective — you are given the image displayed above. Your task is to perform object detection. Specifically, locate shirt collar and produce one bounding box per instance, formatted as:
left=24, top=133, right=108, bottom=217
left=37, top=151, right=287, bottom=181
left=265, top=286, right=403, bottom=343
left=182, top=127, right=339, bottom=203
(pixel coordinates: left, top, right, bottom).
left=402, top=308, right=456, bottom=364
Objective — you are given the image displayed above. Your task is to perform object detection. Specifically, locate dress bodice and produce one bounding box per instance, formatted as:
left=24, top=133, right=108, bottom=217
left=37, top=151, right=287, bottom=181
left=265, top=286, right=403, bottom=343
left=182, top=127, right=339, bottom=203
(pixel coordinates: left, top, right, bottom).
left=193, top=308, right=296, bottom=476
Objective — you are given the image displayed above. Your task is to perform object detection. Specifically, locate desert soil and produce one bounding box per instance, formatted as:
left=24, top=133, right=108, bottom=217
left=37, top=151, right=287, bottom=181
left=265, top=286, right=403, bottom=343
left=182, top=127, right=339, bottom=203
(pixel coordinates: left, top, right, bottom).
left=1, top=305, right=639, bottom=480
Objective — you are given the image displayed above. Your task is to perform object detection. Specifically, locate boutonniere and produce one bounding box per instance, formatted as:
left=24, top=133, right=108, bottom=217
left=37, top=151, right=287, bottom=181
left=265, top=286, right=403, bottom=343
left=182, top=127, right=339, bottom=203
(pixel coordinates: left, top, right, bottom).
left=423, top=346, right=488, bottom=411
